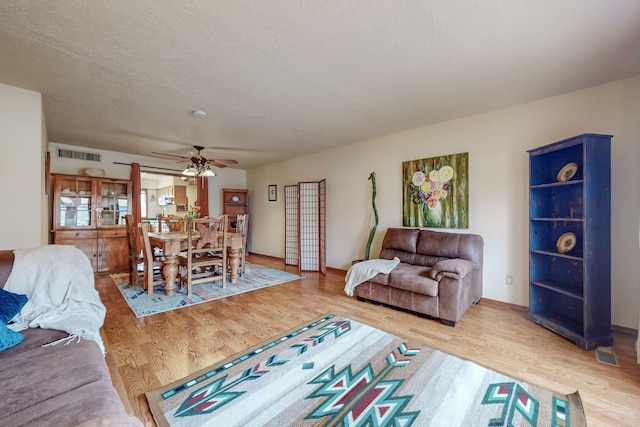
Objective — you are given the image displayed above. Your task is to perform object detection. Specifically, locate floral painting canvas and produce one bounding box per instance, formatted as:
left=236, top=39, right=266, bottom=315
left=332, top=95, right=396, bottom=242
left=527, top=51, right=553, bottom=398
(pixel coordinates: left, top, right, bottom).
left=403, top=152, right=468, bottom=228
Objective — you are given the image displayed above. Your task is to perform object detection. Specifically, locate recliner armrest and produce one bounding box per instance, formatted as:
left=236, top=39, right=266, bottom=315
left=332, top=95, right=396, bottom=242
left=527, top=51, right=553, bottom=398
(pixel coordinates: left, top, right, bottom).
left=428, top=258, right=479, bottom=281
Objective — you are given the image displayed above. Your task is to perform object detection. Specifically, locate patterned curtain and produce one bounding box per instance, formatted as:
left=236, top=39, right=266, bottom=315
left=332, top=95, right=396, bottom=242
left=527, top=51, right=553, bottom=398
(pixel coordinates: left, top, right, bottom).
left=130, top=163, right=141, bottom=225
left=130, top=163, right=142, bottom=251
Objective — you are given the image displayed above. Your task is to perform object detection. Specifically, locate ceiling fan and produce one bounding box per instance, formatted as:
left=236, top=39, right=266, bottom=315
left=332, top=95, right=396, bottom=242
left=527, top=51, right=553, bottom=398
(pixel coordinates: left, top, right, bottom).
left=151, top=145, right=238, bottom=177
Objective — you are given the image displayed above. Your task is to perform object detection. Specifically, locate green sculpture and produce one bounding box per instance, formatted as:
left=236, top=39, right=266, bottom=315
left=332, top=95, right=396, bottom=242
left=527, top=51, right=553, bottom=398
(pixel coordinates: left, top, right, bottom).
left=364, top=172, right=378, bottom=260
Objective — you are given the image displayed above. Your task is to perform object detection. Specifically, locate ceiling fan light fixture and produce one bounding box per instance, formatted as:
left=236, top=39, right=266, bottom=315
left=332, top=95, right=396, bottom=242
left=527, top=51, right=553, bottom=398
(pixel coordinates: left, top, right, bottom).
left=159, top=145, right=228, bottom=177
left=182, top=165, right=198, bottom=176
left=201, top=167, right=216, bottom=177
left=182, top=162, right=216, bottom=177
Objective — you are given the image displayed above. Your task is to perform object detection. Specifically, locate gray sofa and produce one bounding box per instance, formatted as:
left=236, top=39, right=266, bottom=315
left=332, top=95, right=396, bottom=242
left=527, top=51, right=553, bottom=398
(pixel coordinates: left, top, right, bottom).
left=354, top=228, right=483, bottom=326
left=0, top=250, right=141, bottom=427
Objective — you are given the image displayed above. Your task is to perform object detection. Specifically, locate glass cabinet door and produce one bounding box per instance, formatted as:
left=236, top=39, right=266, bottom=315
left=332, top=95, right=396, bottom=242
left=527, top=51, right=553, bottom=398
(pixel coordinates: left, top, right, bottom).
left=56, top=176, right=95, bottom=227
left=98, top=180, right=130, bottom=226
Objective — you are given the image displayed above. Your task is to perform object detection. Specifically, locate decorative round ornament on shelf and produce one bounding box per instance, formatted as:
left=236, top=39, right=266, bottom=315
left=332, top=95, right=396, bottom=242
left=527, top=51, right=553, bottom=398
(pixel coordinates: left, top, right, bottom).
left=557, top=162, right=578, bottom=182
left=231, top=195, right=240, bottom=202
left=556, top=232, right=577, bottom=254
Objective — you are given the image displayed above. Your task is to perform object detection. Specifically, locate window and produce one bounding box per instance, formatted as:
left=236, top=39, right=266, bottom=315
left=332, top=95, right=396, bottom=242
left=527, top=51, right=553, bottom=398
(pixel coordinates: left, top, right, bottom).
left=141, top=189, right=148, bottom=218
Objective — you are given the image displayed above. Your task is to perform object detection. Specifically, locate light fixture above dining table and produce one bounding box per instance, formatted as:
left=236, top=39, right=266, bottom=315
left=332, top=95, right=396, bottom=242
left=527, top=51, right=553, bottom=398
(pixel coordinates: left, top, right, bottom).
left=151, top=145, right=238, bottom=177
left=182, top=161, right=216, bottom=177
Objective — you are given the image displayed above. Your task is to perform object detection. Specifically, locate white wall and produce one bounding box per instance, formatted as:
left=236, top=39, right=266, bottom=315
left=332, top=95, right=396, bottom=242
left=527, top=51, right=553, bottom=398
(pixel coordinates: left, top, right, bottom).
left=40, top=102, right=48, bottom=244
left=7, top=77, right=637, bottom=328
left=0, top=83, right=45, bottom=250
left=247, top=75, right=640, bottom=329
left=206, top=170, right=247, bottom=216
left=48, top=142, right=247, bottom=217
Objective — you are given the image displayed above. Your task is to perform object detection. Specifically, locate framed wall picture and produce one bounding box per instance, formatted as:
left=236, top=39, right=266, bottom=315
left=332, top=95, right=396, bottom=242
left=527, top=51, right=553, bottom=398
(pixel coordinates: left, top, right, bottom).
left=268, top=184, right=277, bottom=201
left=402, top=152, right=468, bottom=228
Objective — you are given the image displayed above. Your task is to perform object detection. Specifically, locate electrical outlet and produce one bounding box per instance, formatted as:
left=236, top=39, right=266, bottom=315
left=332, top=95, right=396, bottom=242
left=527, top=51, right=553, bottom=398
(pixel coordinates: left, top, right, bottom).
left=506, top=275, right=513, bottom=286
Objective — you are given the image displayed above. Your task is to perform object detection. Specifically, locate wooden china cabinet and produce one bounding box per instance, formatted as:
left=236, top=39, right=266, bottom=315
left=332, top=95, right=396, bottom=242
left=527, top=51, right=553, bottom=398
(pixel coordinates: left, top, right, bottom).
left=51, top=174, right=132, bottom=274
left=222, top=188, right=248, bottom=232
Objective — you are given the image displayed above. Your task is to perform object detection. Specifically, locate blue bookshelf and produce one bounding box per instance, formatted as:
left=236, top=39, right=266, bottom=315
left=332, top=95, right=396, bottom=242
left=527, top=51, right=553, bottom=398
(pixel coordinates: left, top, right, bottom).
left=527, top=134, right=613, bottom=350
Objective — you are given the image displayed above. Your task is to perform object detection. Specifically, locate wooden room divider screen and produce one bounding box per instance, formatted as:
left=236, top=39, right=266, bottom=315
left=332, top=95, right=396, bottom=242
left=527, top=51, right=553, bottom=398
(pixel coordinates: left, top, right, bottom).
left=284, top=180, right=326, bottom=275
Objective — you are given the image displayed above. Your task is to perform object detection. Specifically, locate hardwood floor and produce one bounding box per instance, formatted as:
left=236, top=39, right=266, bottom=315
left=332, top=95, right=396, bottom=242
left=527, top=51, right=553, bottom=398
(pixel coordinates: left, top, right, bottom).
left=97, top=254, right=640, bottom=426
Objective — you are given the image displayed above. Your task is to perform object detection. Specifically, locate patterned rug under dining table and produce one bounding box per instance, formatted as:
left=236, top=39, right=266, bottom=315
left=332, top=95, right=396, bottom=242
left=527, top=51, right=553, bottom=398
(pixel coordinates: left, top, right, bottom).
left=147, top=231, right=243, bottom=296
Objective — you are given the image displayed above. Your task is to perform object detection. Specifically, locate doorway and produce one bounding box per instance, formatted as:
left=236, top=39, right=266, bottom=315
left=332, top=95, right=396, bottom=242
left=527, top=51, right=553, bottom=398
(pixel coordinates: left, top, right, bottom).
left=140, top=172, right=197, bottom=225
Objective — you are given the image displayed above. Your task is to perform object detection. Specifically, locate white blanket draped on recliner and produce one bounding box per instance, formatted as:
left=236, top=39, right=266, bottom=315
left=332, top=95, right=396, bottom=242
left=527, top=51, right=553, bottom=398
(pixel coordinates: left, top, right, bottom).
left=4, top=245, right=106, bottom=354
left=344, top=257, right=400, bottom=297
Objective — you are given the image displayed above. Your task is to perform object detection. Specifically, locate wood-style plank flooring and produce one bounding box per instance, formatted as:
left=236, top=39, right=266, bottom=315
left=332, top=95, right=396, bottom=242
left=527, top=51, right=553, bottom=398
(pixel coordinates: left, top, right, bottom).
left=97, top=254, right=640, bottom=426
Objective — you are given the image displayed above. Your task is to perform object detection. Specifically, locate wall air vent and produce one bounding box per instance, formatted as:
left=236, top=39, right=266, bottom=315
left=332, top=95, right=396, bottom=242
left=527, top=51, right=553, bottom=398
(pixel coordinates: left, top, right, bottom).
left=57, top=148, right=101, bottom=162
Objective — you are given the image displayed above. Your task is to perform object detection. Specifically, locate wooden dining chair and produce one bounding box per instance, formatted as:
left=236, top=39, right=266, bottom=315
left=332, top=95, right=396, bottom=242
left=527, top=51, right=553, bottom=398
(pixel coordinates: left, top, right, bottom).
left=124, top=215, right=142, bottom=286
left=139, top=222, right=167, bottom=295
left=158, top=214, right=185, bottom=232
left=235, top=214, right=248, bottom=276
left=179, top=215, right=228, bottom=296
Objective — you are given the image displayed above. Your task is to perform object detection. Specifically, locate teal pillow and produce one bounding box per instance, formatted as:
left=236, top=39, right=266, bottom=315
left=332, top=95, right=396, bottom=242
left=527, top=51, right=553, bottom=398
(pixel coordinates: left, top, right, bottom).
left=0, top=322, right=23, bottom=352
left=0, top=288, right=28, bottom=324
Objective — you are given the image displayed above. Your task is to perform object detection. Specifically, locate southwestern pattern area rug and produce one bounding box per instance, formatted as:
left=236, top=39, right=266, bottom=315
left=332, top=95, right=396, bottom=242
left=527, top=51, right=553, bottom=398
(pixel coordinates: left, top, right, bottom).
left=145, top=314, right=586, bottom=427
left=112, top=263, right=301, bottom=318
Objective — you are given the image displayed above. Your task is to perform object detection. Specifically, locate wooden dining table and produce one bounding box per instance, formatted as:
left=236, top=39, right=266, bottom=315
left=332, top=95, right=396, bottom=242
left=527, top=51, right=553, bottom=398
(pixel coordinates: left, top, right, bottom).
left=147, top=231, right=243, bottom=297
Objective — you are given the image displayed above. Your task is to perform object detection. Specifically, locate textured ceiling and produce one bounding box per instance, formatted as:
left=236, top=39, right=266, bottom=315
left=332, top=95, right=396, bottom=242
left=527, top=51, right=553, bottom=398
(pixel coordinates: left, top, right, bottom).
left=1, top=1, right=639, bottom=169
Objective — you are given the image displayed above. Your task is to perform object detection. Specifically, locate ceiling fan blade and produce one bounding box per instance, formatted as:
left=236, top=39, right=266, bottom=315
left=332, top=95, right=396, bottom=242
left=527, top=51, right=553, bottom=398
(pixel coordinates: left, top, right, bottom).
left=207, top=161, right=228, bottom=168
left=207, top=159, right=238, bottom=165
left=151, top=151, right=190, bottom=160
left=151, top=147, right=238, bottom=170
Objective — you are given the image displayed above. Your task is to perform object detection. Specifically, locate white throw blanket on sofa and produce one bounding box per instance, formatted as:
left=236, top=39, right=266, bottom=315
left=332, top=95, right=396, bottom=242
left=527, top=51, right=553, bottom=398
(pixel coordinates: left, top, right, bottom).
left=344, top=257, right=400, bottom=297
left=4, top=245, right=106, bottom=354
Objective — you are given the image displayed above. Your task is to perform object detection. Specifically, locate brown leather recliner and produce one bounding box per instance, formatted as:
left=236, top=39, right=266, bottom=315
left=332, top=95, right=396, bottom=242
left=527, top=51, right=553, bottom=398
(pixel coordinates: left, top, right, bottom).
left=354, top=228, right=483, bottom=326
